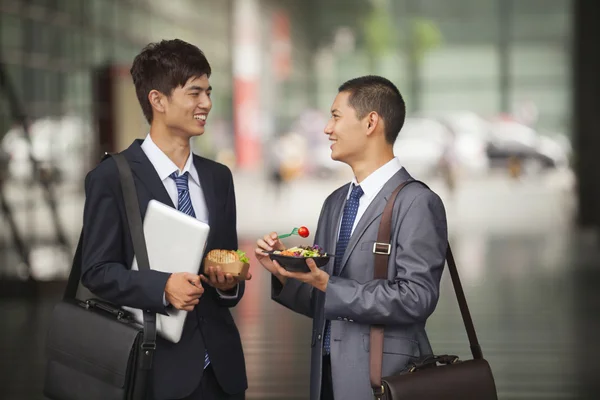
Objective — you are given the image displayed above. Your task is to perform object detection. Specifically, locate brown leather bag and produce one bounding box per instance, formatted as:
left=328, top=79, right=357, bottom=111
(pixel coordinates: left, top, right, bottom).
left=369, top=180, right=498, bottom=400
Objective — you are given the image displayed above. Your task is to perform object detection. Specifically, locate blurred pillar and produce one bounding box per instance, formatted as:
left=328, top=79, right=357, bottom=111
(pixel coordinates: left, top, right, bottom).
left=573, top=0, right=600, bottom=229
left=405, top=0, right=421, bottom=112
left=232, top=0, right=262, bottom=170
left=498, top=0, right=512, bottom=113
left=94, top=65, right=148, bottom=156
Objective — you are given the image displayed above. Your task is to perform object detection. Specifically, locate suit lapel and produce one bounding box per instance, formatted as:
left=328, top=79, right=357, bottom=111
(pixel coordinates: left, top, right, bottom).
left=337, top=168, right=412, bottom=276
left=192, top=155, right=218, bottom=247
left=124, top=140, right=174, bottom=208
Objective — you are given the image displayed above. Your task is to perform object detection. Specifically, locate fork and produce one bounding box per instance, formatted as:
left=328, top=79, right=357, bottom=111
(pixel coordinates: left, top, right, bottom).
left=277, top=228, right=299, bottom=239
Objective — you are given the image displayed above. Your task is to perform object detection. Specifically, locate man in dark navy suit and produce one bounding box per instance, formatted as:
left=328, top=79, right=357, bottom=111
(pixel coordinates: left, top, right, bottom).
left=81, top=39, right=250, bottom=400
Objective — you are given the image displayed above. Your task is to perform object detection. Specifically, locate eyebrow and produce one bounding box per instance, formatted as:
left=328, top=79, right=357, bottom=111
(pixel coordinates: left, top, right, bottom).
left=187, top=85, right=212, bottom=91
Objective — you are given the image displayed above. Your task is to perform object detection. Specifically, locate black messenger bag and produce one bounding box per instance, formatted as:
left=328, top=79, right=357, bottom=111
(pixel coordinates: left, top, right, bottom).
left=44, top=153, right=156, bottom=400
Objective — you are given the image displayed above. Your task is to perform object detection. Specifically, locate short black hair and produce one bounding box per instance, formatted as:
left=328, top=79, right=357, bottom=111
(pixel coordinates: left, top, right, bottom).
left=130, top=39, right=212, bottom=123
left=338, top=75, right=406, bottom=144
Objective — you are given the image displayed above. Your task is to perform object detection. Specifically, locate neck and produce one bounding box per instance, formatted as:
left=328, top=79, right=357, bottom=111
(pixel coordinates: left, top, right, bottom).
left=350, top=146, right=394, bottom=183
left=149, top=123, right=191, bottom=171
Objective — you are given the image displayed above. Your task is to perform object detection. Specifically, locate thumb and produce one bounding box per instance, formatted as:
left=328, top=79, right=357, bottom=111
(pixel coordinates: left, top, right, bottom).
left=306, top=258, right=318, bottom=273
left=274, top=240, right=285, bottom=251
left=185, top=273, right=201, bottom=285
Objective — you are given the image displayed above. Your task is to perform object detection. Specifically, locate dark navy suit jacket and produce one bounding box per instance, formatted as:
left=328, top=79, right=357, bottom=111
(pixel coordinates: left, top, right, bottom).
left=80, top=139, right=247, bottom=399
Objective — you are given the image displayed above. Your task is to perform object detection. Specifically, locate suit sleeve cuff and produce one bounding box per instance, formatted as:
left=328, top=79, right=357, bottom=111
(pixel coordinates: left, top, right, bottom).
left=217, top=284, right=239, bottom=299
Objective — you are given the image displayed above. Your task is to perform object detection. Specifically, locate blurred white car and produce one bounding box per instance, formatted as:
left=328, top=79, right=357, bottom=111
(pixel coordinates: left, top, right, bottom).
left=433, top=111, right=491, bottom=176
left=393, top=117, right=448, bottom=179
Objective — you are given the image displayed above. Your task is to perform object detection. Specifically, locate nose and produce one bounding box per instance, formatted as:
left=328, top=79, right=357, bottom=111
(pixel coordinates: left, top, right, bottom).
left=199, top=93, right=212, bottom=111
left=324, top=120, right=334, bottom=135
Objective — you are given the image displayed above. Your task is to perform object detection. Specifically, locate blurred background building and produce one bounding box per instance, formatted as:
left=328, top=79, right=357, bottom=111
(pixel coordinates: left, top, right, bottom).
left=1, top=0, right=600, bottom=399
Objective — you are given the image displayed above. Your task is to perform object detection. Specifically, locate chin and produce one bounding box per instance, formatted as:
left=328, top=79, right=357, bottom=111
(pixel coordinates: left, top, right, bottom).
left=188, top=126, right=205, bottom=137
left=330, top=149, right=345, bottom=163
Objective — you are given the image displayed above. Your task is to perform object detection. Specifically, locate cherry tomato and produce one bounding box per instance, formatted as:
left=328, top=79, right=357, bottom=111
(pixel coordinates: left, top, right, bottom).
left=298, top=226, right=309, bottom=238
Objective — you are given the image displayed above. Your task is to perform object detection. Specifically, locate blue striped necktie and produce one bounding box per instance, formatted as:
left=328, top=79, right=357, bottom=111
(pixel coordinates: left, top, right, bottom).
left=170, top=171, right=210, bottom=370
left=323, top=184, right=364, bottom=355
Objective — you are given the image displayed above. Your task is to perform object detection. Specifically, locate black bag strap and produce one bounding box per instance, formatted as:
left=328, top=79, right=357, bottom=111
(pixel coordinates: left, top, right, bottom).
left=370, top=180, right=483, bottom=395
left=63, top=152, right=157, bottom=370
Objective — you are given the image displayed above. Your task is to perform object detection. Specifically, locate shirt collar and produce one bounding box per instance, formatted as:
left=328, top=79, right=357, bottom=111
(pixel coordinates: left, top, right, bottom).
left=140, top=134, right=200, bottom=186
left=348, top=157, right=402, bottom=200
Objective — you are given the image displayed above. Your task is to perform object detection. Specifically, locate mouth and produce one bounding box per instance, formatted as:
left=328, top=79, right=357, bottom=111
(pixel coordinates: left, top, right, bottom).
left=329, top=138, right=337, bottom=148
left=194, top=114, right=207, bottom=124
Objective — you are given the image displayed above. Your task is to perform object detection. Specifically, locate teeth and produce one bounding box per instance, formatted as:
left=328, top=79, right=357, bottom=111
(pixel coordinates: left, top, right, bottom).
left=194, top=115, right=207, bottom=121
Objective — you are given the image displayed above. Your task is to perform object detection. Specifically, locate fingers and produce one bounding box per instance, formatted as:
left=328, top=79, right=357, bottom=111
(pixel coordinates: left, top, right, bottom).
left=184, top=298, right=200, bottom=306
left=201, top=267, right=238, bottom=289
left=183, top=272, right=199, bottom=283
left=216, top=268, right=226, bottom=284
left=256, top=238, right=272, bottom=252
left=256, top=232, right=286, bottom=257
left=175, top=296, right=200, bottom=311
left=264, top=233, right=277, bottom=248
left=207, top=266, right=225, bottom=284
left=199, top=274, right=211, bottom=286
left=306, top=258, right=318, bottom=272
left=273, top=260, right=290, bottom=277
left=186, top=280, right=204, bottom=297
left=267, top=232, right=286, bottom=251
left=187, top=274, right=202, bottom=287
left=208, top=266, right=218, bottom=282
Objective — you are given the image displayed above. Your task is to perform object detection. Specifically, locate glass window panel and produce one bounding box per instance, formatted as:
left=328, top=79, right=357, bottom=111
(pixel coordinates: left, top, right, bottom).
left=510, top=45, right=569, bottom=79
left=0, top=14, right=23, bottom=49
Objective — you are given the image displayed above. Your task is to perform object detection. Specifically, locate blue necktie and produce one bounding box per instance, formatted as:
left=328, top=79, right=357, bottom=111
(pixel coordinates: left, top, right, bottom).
left=170, top=172, right=210, bottom=370
left=323, top=184, right=364, bottom=355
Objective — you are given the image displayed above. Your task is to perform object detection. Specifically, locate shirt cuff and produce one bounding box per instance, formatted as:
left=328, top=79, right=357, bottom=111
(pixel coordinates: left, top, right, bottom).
left=217, top=284, right=239, bottom=299
left=163, top=293, right=169, bottom=306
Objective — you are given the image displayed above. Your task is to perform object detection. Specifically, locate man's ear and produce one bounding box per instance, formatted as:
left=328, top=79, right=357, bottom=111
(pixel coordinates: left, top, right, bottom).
left=366, top=112, right=380, bottom=136
left=149, top=90, right=166, bottom=115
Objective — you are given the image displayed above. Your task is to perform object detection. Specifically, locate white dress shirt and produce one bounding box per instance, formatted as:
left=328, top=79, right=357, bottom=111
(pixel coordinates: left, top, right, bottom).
left=341, top=157, right=403, bottom=236
left=141, top=134, right=238, bottom=300
left=141, top=134, right=208, bottom=224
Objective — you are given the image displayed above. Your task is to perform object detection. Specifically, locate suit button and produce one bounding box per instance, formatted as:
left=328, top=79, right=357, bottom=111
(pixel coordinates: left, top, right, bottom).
left=349, top=319, right=354, bottom=322
left=317, top=334, right=322, bottom=340
left=337, top=317, right=342, bottom=321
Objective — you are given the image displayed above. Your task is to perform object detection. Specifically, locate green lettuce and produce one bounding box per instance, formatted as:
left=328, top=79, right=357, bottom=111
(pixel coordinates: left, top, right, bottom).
left=236, top=250, right=249, bottom=263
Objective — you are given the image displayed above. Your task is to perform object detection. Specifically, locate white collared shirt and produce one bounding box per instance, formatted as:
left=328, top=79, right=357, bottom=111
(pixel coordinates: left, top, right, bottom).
left=141, top=134, right=209, bottom=224
left=342, top=157, right=403, bottom=237
left=141, top=134, right=238, bottom=300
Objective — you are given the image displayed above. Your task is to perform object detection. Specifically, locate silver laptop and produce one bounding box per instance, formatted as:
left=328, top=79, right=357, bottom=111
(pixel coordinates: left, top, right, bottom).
left=123, top=199, right=210, bottom=343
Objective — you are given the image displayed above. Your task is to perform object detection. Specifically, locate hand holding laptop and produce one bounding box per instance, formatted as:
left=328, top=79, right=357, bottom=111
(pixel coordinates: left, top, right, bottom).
left=165, top=272, right=205, bottom=311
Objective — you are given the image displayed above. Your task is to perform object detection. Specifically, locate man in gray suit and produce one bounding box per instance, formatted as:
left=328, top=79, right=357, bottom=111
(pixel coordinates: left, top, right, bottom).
left=255, top=75, right=448, bottom=400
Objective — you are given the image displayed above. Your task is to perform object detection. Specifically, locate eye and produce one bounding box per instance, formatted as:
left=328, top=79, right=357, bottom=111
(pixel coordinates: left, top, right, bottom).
left=189, top=92, right=199, bottom=97
left=207, top=91, right=212, bottom=98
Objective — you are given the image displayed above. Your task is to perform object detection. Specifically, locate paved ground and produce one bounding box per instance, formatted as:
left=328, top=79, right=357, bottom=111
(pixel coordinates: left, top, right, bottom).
left=3, top=167, right=599, bottom=399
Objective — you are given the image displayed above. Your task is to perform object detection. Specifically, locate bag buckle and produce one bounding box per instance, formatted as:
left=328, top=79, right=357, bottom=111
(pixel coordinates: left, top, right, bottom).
left=141, top=342, right=156, bottom=351
left=140, top=342, right=156, bottom=370
left=372, top=385, right=385, bottom=400
left=373, top=242, right=391, bottom=255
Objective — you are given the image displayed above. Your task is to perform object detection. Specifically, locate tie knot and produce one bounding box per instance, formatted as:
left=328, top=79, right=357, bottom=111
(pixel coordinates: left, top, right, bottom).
left=170, top=171, right=189, bottom=191
left=350, top=184, right=364, bottom=200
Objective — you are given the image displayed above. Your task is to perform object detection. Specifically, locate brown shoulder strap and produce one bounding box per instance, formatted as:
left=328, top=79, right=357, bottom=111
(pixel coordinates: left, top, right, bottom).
left=369, top=180, right=483, bottom=393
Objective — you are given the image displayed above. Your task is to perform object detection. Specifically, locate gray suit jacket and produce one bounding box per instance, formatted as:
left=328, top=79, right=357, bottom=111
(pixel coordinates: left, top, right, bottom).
left=272, top=168, right=448, bottom=400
